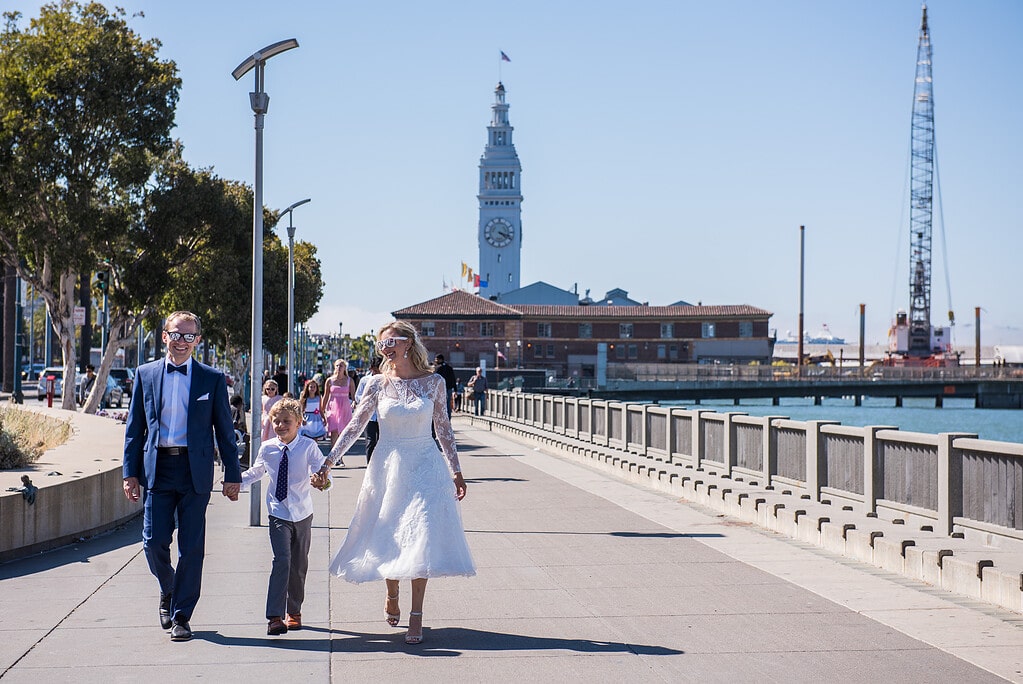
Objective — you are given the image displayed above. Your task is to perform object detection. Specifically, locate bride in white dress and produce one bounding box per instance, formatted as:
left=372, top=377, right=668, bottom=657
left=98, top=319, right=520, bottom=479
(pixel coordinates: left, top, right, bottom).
left=313, top=321, right=475, bottom=645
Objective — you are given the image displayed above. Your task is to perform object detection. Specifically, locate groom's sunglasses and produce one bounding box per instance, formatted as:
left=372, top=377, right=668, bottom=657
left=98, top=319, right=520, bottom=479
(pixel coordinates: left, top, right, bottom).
left=165, top=331, right=199, bottom=343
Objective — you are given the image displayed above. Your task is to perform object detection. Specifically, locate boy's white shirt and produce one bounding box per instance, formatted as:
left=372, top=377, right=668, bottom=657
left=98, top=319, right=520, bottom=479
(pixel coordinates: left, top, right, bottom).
left=240, top=433, right=330, bottom=521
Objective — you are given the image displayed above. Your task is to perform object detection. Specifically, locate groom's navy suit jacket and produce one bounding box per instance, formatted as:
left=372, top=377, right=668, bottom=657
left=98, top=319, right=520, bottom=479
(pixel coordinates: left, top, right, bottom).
left=123, top=358, right=241, bottom=492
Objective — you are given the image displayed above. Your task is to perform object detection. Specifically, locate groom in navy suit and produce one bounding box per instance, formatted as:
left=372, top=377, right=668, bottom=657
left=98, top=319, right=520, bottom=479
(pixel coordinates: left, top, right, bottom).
left=123, top=311, right=241, bottom=641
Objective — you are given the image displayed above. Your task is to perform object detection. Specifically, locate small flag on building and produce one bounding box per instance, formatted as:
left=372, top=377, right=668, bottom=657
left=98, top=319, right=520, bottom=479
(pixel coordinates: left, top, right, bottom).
left=479, top=279, right=488, bottom=287
left=461, top=261, right=467, bottom=278
left=473, top=274, right=480, bottom=287
left=500, top=51, right=511, bottom=62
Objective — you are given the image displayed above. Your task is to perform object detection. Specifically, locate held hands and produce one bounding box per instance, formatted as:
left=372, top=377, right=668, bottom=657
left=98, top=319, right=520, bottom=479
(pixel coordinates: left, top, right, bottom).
left=453, top=472, right=467, bottom=501
left=310, top=465, right=332, bottom=491
left=222, top=481, right=240, bottom=501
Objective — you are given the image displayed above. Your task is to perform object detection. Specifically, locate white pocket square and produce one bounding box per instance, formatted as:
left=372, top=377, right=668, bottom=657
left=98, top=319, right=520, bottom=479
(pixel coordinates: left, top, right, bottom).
left=197, top=393, right=210, bottom=401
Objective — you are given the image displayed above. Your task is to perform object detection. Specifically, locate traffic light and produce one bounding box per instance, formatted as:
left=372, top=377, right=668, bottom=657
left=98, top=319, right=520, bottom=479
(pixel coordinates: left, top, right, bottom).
left=96, top=271, right=109, bottom=292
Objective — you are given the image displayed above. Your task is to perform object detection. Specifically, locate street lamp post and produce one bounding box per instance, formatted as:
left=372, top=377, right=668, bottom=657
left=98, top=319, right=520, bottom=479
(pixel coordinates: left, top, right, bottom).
left=279, top=198, right=311, bottom=397
left=233, top=37, right=299, bottom=526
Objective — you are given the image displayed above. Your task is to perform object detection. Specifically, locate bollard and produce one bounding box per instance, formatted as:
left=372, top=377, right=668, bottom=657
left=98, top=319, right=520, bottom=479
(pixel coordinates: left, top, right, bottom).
left=46, top=375, right=56, bottom=408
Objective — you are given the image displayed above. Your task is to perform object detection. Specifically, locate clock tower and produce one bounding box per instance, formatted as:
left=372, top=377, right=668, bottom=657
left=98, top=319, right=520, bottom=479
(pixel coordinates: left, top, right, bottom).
left=477, top=82, right=522, bottom=299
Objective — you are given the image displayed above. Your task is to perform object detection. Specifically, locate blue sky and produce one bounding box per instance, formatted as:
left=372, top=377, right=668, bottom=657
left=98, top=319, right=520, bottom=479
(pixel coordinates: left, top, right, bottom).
left=12, top=1, right=1023, bottom=346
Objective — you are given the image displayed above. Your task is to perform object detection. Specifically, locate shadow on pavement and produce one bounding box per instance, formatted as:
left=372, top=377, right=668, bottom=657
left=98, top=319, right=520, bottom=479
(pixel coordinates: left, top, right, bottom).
left=330, top=626, right=685, bottom=656
left=0, top=515, right=142, bottom=579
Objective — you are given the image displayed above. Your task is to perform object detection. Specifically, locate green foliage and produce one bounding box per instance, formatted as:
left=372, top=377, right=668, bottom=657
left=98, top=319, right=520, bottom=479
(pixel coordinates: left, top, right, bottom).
left=0, top=1, right=180, bottom=277
left=0, top=2, right=325, bottom=370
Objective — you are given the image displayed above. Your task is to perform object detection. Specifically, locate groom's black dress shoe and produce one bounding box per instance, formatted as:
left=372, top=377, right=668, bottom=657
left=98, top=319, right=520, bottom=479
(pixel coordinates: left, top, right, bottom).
left=159, top=594, right=172, bottom=630
left=170, top=619, right=192, bottom=641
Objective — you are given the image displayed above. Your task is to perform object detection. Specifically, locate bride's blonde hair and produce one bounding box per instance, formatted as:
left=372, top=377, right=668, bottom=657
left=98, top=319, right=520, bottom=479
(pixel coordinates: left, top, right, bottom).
left=379, top=321, right=433, bottom=374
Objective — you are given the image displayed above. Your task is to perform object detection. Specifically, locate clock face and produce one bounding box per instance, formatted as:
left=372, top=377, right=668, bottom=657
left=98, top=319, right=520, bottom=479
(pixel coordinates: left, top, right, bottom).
left=484, top=218, right=515, bottom=247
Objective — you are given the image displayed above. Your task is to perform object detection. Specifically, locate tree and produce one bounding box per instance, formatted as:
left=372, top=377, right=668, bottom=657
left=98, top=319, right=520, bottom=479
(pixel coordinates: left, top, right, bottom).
left=82, top=147, right=250, bottom=412
left=160, top=202, right=324, bottom=397
left=0, top=2, right=179, bottom=409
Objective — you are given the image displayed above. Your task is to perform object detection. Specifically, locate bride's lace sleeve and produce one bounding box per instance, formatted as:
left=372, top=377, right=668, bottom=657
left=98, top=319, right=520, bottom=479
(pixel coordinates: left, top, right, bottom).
left=430, top=375, right=462, bottom=474
left=324, top=376, right=378, bottom=466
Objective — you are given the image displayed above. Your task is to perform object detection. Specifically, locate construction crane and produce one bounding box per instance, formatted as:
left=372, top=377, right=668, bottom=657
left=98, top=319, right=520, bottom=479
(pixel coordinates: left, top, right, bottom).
left=887, top=4, right=959, bottom=367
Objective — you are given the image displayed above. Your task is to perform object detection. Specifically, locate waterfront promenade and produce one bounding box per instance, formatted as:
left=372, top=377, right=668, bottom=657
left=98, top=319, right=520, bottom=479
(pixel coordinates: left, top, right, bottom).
left=2, top=419, right=1023, bottom=681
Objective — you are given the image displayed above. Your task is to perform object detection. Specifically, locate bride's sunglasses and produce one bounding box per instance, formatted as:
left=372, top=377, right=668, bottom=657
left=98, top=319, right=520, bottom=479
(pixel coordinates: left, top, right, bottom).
left=375, top=336, right=408, bottom=351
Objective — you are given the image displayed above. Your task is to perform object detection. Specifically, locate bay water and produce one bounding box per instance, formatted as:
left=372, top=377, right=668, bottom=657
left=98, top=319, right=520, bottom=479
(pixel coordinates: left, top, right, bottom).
left=666, top=396, right=1023, bottom=445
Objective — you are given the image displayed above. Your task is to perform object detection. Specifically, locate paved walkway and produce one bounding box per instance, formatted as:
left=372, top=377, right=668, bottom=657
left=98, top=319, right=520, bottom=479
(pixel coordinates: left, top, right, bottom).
left=2, top=419, right=1023, bottom=682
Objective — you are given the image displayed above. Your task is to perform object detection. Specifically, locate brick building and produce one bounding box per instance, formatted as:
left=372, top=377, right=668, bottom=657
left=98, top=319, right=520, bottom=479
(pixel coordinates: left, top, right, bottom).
left=393, top=290, right=774, bottom=381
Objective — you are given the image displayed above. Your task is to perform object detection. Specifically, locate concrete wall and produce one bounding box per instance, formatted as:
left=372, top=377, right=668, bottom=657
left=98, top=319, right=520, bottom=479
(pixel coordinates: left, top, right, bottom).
left=0, top=405, right=138, bottom=563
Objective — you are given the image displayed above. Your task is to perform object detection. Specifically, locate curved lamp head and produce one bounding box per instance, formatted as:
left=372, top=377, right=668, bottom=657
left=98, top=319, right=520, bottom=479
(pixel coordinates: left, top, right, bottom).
left=232, top=38, right=299, bottom=80
left=283, top=198, right=312, bottom=214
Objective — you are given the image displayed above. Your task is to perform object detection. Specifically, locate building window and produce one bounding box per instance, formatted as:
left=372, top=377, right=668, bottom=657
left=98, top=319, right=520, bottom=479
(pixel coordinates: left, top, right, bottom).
left=739, top=321, right=753, bottom=338
left=619, top=323, right=633, bottom=339
left=702, top=322, right=716, bottom=338
left=579, top=323, right=592, bottom=338
left=451, top=322, right=465, bottom=337
left=421, top=322, right=435, bottom=337
left=614, top=344, right=625, bottom=360
left=657, top=344, right=666, bottom=360
left=628, top=344, right=638, bottom=360
left=660, top=323, right=673, bottom=339
left=537, top=322, right=552, bottom=337
left=669, top=345, right=679, bottom=360
left=546, top=344, right=555, bottom=358
left=480, top=322, right=494, bottom=337
left=533, top=344, right=543, bottom=359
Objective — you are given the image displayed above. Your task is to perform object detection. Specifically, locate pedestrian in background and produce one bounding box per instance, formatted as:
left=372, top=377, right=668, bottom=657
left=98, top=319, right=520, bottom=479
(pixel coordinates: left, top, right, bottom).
left=260, top=379, right=282, bottom=442
left=352, top=356, right=382, bottom=462
left=433, top=354, right=457, bottom=417
left=466, top=367, right=488, bottom=416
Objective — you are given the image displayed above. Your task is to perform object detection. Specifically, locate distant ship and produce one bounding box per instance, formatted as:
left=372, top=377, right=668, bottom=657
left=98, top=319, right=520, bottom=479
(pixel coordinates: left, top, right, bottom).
left=776, top=324, right=846, bottom=345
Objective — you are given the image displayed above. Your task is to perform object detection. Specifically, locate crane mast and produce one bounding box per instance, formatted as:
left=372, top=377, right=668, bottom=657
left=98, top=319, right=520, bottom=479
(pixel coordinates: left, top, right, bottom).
left=887, top=4, right=957, bottom=366
left=908, top=3, right=935, bottom=357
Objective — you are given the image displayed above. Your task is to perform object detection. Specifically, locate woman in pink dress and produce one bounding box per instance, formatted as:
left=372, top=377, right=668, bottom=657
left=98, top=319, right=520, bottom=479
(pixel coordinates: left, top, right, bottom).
left=260, top=379, right=282, bottom=441
left=322, top=359, right=355, bottom=458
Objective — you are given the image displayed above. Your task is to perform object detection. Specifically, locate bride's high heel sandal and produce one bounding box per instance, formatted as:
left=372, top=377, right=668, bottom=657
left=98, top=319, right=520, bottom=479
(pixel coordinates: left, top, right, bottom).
left=385, top=593, right=400, bottom=627
left=405, top=611, right=423, bottom=645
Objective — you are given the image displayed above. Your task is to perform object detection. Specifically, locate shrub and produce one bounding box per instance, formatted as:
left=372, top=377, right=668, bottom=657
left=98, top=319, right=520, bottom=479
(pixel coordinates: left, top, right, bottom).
left=0, top=407, right=72, bottom=469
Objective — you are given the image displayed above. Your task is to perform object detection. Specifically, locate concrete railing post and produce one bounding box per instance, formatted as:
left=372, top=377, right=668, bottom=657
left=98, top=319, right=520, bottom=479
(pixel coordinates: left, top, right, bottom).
left=692, top=409, right=710, bottom=471
left=760, top=415, right=787, bottom=488
left=937, top=432, right=974, bottom=536
left=805, top=420, right=839, bottom=502
left=863, top=426, right=896, bottom=516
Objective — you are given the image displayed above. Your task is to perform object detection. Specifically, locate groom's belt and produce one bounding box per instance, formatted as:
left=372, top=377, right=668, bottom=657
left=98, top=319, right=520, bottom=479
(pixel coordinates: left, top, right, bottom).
left=157, top=446, right=188, bottom=456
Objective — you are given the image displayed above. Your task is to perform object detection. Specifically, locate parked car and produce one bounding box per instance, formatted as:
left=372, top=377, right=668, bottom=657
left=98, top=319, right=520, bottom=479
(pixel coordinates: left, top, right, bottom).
left=36, top=367, right=82, bottom=400
left=75, top=374, right=124, bottom=404
left=109, top=367, right=135, bottom=397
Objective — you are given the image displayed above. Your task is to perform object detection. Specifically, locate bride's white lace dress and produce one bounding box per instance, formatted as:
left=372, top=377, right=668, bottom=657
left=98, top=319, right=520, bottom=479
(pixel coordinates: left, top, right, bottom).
left=325, top=372, right=476, bottom=582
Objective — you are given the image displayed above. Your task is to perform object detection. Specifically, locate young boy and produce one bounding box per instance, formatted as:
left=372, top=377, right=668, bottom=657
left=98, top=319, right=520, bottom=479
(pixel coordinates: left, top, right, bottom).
left=241, top=397, right=330, bottom=635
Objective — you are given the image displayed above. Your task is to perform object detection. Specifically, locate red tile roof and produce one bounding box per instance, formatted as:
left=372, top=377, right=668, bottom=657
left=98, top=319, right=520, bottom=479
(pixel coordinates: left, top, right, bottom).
left=393, top=290, right=520, bottom=318
left=393, top=291, right=771, bottom=320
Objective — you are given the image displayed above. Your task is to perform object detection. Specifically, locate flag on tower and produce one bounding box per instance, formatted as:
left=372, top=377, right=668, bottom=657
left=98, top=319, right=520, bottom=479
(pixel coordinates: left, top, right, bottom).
left=467, top=267, right=474, bottom=282
left=473, top=274, right=480, bottom=287
left=461, top=261, right=467, bottom=278
left=500, top=51, right=511, bottom=62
